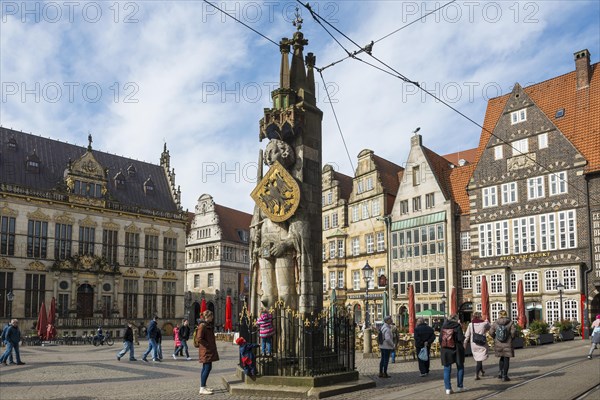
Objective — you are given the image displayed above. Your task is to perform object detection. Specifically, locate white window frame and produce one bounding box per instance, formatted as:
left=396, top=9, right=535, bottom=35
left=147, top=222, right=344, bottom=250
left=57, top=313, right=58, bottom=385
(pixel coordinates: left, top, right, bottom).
left=538, top=132, right=548, bottom=149
left=337, top=271, right=344, bottom=289
left=490, top=274, right=504, bottom=294
left=549, top=171, right=568, bottom=196
left=545, top=270, right=559, bottom=292
left=494, top=145, right=503, bottom=160
left=501, top=182, right=518, bottom=204
left=540, top=213, right=557, bottom=251
left=482, top=186, right=498, bottom=208
left=545, top=300, right=560, bottom=324
left=460, top=231, right=471, bottom=251
left=475, top=275, right=482, bottom=295
left=352, top=206, right=359, bottom=222
left=366, top=234, right=374, bottom=254
left=511, top=108, right=527, bottom=125
left=329, top=241, right=336, bottom=259
left=558, top=210, right=576, bottom=249
left=352, top=270, right=360, bottom=290
left=564, top=299, right=578, bottom=321
left=372, top=199, right=381, bottom=216
left=491, top=302, right=504, bottom=322
left=361, top=202, right=369, bottom=219
left=510, top=273, right=517, bottom=294
left=400, top=200, right=409, bottom=215
left=324, top=215, right=330, bottom=230
left=461, top=270, right=472, bottom=289
left=332, top=212, right=338, bottom=228
left=337, top=240, right=344, bottom=258
left=413, top=196, right=421, bottom=212
left=425, top=193, right=435, bottom=209
left=562, top=268, right=577, bottom=290
left=511, top=302, right=518, bottom=322
left=329, top=271, right=336, bottom=290
left=376, top=232, right=385, bottom=252
left=352, top=237, right=360, bottom=256
left=511, top=138, right=529, bottom=155
left=527, top=176, right=544, bottom=199
left=524, top=272, right=539, bottom=293
left=366, top=177, right=374, bottom=191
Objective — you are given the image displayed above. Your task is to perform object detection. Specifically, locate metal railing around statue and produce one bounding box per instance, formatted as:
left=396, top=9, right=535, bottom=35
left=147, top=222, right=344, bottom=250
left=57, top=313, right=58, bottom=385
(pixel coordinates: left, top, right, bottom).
left=238, top=301, right=355, bottom=377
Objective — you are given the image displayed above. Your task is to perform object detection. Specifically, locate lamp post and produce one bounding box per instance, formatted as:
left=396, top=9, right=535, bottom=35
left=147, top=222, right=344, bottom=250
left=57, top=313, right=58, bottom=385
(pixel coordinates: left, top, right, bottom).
left=7, top=291, right=14, bottom=320
left=441, top=293, right=447, bottom=320
left=362, top=261, right=374, bottom=355
left=556, top=282, right=565, bottom=322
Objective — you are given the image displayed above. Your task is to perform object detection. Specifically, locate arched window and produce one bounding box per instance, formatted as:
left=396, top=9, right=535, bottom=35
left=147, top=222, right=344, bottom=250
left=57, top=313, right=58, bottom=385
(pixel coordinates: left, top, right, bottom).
left=524, top=272, right=539, bottom=293
left=491, top=302, right=504, bottom=322
left=545, top=300, right=559, bottom=324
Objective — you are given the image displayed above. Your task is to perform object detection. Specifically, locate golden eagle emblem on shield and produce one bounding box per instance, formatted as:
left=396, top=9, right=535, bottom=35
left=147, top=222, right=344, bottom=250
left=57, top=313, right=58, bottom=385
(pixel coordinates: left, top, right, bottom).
left=251, top=160, right=300, bottom=222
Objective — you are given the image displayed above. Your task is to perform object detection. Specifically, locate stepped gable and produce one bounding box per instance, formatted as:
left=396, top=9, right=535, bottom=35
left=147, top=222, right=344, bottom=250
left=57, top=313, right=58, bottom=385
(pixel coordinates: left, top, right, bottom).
left=474, top=58, right=599, bottom=173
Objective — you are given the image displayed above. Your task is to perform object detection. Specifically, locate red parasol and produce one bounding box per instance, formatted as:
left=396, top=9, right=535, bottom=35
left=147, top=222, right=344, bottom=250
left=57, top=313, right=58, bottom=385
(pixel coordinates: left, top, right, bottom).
left=46, top=296, right=57, bottom=340
left=224, top=295, right=233, bottom=331
left=37, top=302, right=48, bottom=340
left=408, top=284, right=416, bottom=334
left=200, top=298, right=207, bottom=313
left=450, top=287, right=458, bottom=315
left=517, top=280, right=527, bottom=328
left=481, top=275, right=490, bottom=322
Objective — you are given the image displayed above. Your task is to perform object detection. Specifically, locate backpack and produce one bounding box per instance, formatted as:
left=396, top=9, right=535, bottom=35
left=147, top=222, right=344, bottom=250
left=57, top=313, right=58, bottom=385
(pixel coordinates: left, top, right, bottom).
left=441, top=328, right=456, bottom=348
left=377, top=329, right=384, bottom=345
left=192, top=325, right=201, bottom=348
left=496, top=323, right=510, bottom=342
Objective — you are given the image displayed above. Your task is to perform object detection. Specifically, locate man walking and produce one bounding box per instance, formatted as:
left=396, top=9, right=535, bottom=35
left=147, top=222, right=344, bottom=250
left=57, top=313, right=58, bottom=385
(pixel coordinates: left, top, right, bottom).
left=141, top=315, right=160, bottom=362
left=117, top=321, right=137, bottom=361
left=1, top=321, right=14, bottom=365
left=173, top=319, right=192, bottom=360
left=0, top=319, right=25, bottom=365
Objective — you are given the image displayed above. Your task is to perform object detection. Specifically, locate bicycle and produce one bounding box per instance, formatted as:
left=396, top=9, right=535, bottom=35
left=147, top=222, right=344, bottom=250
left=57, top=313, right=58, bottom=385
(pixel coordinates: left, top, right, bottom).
left=93, top=332, right=114, bottom=346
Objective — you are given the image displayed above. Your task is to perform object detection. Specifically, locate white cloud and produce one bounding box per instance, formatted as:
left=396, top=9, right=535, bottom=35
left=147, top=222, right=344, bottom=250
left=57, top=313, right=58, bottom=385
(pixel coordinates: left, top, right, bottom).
left=1, top=0, right=598, bottom=214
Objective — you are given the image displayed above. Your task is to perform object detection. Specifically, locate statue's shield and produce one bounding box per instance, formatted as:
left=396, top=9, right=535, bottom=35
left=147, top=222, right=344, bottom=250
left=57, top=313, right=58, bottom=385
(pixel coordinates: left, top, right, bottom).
left=251, top=160, right=300, bottom=222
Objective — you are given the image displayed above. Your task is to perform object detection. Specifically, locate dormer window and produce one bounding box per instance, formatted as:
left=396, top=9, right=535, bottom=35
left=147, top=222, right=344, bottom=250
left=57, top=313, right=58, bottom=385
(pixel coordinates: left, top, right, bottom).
left=26, top=150, right=41, bottom=173
left=511, top=108, right=527, bottom=124
left=127, top=165, right=137, bottom=177
left=7, top=137, right=17, bottom=150
left=237, top=229, right=249, bottom=243
left=73, top=180, right=103, bottom=198
left=114, top=172, right=126, bottom=189
left=143, top=177, right=155, bottom=194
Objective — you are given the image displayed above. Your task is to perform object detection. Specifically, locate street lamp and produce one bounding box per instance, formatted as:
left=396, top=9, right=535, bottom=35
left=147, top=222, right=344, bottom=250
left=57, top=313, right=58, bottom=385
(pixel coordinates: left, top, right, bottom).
left=441, top=293, right=447, bottom=319
left=556, top=282, right=565, bottom=322
left=362, top=261, right=373, bottom=328
left=7, top=291, right=14, bottom=320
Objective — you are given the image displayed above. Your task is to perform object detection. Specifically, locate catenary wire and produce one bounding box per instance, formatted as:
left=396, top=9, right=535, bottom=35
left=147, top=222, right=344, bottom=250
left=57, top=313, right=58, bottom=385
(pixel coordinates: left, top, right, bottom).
left=297, top=0, right=596, bottom=204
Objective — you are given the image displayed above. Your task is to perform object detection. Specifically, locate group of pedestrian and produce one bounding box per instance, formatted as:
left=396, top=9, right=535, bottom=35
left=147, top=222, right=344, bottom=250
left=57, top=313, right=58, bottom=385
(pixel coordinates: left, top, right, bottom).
left=437, top=310, right=515, bottom=395
left=0, top=319, right=25, bottom=366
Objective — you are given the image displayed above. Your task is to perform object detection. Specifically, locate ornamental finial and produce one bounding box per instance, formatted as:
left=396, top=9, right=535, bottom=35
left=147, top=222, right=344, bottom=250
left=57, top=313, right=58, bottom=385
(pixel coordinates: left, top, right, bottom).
left=292, top=7, right=303, bottom=31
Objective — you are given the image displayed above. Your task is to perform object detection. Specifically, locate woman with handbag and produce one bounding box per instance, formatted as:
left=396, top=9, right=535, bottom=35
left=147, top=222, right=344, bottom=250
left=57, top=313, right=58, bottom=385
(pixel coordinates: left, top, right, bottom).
left=413, top=317, right=435, bottom=377
left=464, top=312, right=491, bottom=380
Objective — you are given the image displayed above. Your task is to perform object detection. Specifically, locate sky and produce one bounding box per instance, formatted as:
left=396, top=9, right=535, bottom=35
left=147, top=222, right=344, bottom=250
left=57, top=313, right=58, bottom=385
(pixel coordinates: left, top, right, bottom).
left=1, top=0, right=599, bottom=214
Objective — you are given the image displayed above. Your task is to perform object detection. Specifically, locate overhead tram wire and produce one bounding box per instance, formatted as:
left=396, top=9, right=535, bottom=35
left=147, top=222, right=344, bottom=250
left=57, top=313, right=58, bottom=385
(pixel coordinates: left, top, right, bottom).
left=202, top=0, right=279, bottom=47
left=297, top=0, right=597, bottom=204
left=319, top=0, right=457, bottom=72
left=318, top=70, right=355, bottom=173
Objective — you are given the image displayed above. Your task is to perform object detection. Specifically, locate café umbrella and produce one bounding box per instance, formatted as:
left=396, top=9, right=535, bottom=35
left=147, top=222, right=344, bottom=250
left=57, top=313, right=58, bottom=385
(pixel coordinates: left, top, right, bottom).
left=481, top=275, right=490, bottom=322
left=224, top=295, right=233, bottom=331
left=408, top=284, right=416, bottom=334
left=37, top=302, right=48, bottom=340
left=46, top=296, right=57, bottom=340
left=517, top=280, right=527, bottom=328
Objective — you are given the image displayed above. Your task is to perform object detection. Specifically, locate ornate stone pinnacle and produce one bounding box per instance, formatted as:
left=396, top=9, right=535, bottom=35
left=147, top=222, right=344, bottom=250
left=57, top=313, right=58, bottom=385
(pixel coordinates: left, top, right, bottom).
left=292, top=7, right=303, bottom=31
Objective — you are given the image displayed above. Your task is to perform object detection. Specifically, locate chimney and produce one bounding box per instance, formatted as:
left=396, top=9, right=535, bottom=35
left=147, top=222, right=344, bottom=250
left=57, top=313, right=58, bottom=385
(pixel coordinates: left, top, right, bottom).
left=574, top=49, right=591, bottom=90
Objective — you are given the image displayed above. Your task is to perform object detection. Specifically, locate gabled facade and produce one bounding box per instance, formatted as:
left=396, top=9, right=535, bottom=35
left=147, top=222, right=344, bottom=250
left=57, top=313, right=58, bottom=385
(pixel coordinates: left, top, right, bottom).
left=185, top=194, right=251, bottom=330
left=468, top=49, right=599, bottom=326
left=321, top=164, right=352, bottom=309
left=342, top=150, right=402, bottom=325
left=389, top=134, right=463, bottom=325
left=0, top=128, right=187, bottom=336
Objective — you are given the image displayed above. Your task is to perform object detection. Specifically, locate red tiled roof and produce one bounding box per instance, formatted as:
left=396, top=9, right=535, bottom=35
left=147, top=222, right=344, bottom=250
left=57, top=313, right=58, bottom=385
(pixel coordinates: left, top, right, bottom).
left=372, top=154, right=404, bottom=196
left=442, top=148, right=478, bottom=166
left=446, top=164, right=476, bottom=215
left=423, top=146, right=453, bottom=200
left=333, top=170, right=353, bottom=201
left=214, top=204, right=252, bottom=243
left=475, top=62, right=600, bottom=173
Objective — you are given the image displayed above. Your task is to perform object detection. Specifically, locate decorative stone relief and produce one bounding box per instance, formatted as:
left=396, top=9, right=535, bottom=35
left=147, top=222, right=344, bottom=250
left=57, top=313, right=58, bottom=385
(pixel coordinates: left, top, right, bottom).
left=0, top=203, right=18, bottom=217
left=27, top=260, right=47, bottom=271
left=79, top=216, right=97, bottom=227
left=143, top=269, right=158, bottom=279
left=144, top=226, right=160, bottom=236
left=55, top=212, right=74, bottom=224
left=163, top=228, right=178, bottom=238
left=27, top=208, right=51, bottom=221
left=507, top=153, right=536, bottom=171
left=0, top=257, right=15, bottom=270
left=162, top=271, right=177, bottom=280
left=125, top=223, right=141, bottom=233
left=122, top=268, right=139, bottom=277
left=102, top=220, right=120, bottom=230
